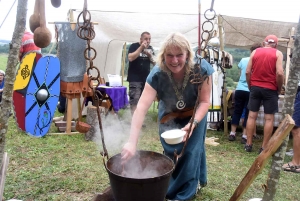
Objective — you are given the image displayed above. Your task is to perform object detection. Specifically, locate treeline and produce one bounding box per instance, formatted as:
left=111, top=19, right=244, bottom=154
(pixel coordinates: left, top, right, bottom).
left=0, top=43, right=57, bottom=54
left=224, top=47, right=249, bottom=89
left=0, top=44, right=9, bottom=54
left=122, top=46, right=249, bottom=89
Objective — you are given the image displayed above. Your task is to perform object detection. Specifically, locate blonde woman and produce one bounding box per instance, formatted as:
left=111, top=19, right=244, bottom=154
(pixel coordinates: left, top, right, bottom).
left=122, top=32, right=214, bottom=200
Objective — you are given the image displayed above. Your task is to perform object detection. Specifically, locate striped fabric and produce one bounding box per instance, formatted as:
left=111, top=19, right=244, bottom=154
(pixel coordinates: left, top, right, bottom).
left=19, top=31, right=41, bottom=60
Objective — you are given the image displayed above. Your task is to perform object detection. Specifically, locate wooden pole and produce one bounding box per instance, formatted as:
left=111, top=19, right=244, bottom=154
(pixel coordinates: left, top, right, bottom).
left=121, top=42, right=127, bottom=86
left=229, top=115, right=295, bottom=201
left=218, top=15, right=228, bottom=135
left=66, top=98, right=73, bottom=133
left=0, top=152, right=9, bottom=201
left=77, top=97, right=81, bottom=119
left=285, top=27, right=295, bottom=86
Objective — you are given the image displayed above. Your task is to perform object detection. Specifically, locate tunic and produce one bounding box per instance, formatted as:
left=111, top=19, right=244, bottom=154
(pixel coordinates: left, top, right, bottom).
left=146, top=59, right=214, bottom=200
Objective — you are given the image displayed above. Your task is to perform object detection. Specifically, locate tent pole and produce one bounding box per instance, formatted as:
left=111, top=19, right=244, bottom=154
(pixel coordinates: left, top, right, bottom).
left=218, top=15, right=228, bottom=135
left=121, top=42, right=127, bottom=86
left=285, top=27, right=295, bottom=86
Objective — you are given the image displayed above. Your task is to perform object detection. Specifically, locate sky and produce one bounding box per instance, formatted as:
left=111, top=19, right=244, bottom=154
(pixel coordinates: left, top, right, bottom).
left=0, top=0, right=299, bottom=41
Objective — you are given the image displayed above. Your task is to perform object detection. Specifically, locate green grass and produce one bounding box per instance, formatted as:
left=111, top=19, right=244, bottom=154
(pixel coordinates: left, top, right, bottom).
left=4, top=108, right=300, bottom=201
left=0, top=54, right=8, bottom=71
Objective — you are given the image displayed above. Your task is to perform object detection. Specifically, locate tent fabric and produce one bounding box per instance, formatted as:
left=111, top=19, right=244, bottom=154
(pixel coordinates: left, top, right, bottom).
left=72, top=10, right=210, bottom=79
left=70, top=10, right=297, bottom=80
left=221, top=15, right=298, bottom=52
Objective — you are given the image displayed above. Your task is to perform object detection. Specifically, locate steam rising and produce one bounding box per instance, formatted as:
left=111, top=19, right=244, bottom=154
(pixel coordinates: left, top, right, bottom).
left=92, top=109, right=174, bottom=179
left=107, top=151, right=174, bottom=179
left=93, top=109, right=132, bottom=155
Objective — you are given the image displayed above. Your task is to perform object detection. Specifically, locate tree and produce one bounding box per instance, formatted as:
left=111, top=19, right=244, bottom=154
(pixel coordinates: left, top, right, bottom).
left=263, top=18, right=300, bottom=200
left=226, top=77, right=236, bottom=89
left=0, top=0, right=27, bottom=165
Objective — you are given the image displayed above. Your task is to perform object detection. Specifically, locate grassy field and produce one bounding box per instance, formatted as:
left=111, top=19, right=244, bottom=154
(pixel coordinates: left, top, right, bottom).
left=3, top=108, right=300, bottom=201
left=0, top=54, right=8, bottom=71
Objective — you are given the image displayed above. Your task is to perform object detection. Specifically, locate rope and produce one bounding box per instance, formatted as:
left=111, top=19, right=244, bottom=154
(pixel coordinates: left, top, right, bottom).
left=0, top=0, right=17, bottom=29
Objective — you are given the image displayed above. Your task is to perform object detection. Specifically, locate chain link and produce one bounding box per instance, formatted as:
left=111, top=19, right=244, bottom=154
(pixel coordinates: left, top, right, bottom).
left=199, top=3, right=216, bottom=52
left=76, top=1, right=109, bottom=158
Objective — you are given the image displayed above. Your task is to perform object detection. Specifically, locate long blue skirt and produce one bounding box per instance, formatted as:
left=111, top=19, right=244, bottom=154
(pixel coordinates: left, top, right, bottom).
left=159, top=115, right=207, bottom=200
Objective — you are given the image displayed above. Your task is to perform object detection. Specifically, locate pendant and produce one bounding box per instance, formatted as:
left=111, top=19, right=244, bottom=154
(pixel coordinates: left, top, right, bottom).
left=176, top=100, right=186, bottom=110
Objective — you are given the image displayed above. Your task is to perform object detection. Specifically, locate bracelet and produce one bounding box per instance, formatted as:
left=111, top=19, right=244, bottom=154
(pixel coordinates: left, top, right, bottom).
left=190, top=119, right=199, bottom=127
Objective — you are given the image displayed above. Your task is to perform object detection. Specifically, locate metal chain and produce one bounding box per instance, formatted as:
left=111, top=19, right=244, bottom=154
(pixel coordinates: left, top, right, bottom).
left=76, top=0, right=109, bottom=159
left=200, top=0, right=216, bottom=52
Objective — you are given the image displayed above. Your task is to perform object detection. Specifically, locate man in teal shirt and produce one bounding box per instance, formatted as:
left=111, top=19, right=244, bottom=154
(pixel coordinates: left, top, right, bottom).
left=228, top=43, right=261, bottom=143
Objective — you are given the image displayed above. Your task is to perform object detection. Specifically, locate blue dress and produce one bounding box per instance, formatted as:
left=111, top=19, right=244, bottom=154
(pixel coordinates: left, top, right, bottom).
left=146, top=59, right=214, bottom=200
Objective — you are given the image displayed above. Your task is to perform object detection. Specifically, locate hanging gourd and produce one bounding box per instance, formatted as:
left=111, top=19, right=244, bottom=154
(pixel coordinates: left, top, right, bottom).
left=29, top=0, right=40, bottom=33
left=34, top=0, right=52, bottom=48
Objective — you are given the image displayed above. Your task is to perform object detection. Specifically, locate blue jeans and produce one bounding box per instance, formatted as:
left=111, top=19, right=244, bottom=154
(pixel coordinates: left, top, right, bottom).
left=231, top=90, right=250, bottom=127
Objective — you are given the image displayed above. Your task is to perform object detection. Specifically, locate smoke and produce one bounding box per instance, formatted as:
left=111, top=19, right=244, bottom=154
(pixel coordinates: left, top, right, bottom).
left=93, top=109, right=131, bottom=155
left=92, top=109, right=174, bottom=179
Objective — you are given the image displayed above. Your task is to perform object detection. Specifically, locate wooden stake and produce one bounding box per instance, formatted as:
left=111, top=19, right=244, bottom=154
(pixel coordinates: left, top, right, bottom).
left=77, top=97, right=81, bottom=119
left=229, top=115, right=295, bottom=201
left=66, top=98, right=73, bottom=133
left=0, top=152, right=9, bottom=201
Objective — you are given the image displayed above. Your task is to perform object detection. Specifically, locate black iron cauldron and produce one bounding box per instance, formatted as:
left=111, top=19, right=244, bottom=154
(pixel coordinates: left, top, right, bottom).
left=103, top=150, right=175, bottom=201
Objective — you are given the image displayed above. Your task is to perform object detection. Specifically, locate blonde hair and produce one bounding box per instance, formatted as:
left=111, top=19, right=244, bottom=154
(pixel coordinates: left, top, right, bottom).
left=157, top=32, right=194, bottom=72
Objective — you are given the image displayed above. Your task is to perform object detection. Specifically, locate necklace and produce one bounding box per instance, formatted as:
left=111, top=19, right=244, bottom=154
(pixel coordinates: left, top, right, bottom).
left=166, top=70, right=190, bottom=110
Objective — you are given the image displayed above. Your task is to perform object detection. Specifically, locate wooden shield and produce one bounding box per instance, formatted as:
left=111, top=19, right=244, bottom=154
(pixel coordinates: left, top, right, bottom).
left=13, top=51, right=42, bottom=131
left=13, top=52, right=60, bottom=137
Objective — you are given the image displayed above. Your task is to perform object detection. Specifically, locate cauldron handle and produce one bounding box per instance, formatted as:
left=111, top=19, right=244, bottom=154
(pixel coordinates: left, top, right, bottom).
left=173, top=114, right=194, bottom=167
left=101, top=152, right=109, bottom=171
left=173, top=76, right=206, bottom=166
left=173, top=110, right=196, bottom=167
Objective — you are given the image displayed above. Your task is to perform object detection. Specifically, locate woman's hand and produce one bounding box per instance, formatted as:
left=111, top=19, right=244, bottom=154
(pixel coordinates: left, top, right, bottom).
left=181, top=123, right=196, bottom=142
left=121, top=141, right=136, bottom=165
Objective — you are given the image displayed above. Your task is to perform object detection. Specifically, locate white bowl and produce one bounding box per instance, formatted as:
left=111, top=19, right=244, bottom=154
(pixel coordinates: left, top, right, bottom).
left=161, top=129, right=186, bottom=145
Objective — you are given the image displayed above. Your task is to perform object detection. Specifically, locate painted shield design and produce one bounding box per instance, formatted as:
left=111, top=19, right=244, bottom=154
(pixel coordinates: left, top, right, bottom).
left=13, top=51, right=42, bottom=131
left=14, top=53, right=60, bottom=137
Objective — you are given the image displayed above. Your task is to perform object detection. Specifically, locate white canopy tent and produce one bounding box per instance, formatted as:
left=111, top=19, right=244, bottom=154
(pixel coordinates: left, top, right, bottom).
left=72, top=9, right=204, bottom=80
left=68, top=9, right=297, bottom=81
